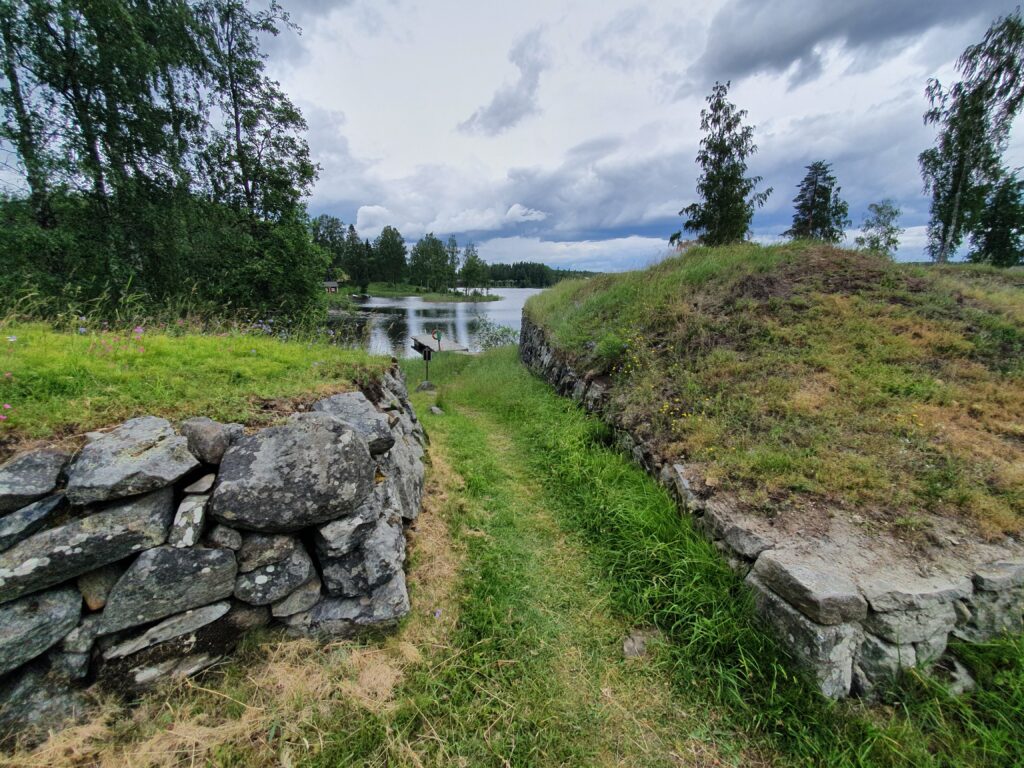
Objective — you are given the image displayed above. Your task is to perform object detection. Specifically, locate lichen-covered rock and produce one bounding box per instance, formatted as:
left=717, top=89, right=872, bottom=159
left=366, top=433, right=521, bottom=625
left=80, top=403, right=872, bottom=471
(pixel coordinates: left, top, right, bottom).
left=972, top=561, right=1024, bottom=591
left=753, top=549, right=867, bottom=625
left=207, top=524, right=243, bottom=551
left=237, top=533, right=296, bottom=572
left=209, top=412, right=374, bottom=532
left=102, top=601, right=232, bottom=660
left=183, top=473, right=216, bottom=494
left=313, top=392, right=395, bottom=455
left=0, top=494, right=64, bottom=552
left=954, top=585, right=1024, bottom=641
left=101, top=546, right=237, bottom=634
left=282, top=573, right=410, bottom=637
left=0, top=488, right=174, bottom=604
left=747, top=574, right=861, bottom=699
left=0, top=662, right=90, bottom=747
left=853, top=633, right=916, bottom=696
left=96, top=602, right=267, bottom=695
left=864, top=602, right=956, bottom=644
left=234, top=547, right=314, bottom=605
left=0, top=586, right=81, bottom=676
left=77, top=562, right=125, bottom=611
left=66, top=417, right=199, bottom=505
left=168, top=494, right=208, bottom=548
left=362, top=515, right=406, bottom=588
left=271, top=575, right=322, bottom=618
left=320, top=549, right=368, bottom=597
left=0, top=448, right=70, bottom=513
left=62, top=613, right=103, bottom=654
left=314, top=494, right=379, bottom=559
left=379, top=435, right=424, bottom=522
left=180, top=418, right=244, bottom=465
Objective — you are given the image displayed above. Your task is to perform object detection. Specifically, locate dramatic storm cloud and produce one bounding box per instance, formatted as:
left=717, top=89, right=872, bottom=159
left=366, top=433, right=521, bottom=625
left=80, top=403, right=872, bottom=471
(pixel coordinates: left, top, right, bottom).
left=268, top=0, right=1024, bottom=268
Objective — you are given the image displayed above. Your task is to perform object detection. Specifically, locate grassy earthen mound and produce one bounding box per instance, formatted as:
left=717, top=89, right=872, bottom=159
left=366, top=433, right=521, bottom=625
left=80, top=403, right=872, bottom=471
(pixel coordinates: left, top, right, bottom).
left=526, top=242, right=1023, bottom=537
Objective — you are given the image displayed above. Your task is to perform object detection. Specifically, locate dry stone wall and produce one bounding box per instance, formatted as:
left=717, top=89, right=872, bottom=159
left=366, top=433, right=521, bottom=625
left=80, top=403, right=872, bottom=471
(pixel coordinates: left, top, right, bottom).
left=0, top=365, right=425, bottom=744
left=520, top=316, right=1024, bottom=699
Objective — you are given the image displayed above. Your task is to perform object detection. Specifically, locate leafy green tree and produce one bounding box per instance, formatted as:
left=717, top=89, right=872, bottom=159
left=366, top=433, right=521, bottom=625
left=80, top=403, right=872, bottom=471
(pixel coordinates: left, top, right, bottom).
left=408, top=233, right=448, bottom=291
left=311, top=214, right=346, bottom=279
left=855, top=200, right=903, bottom=257
left=373, top=225, right=407, bottom=284
left=784, top=161, right=849, bottom=243
left=673, top=81, right=771, bottom=246
left=460, top=243, right=486, bottom=291
left=920, top=9, right=1024, bottom=262
left=340, top=224, right=371, bottom=293
left=969, top=173, right=1024, bottom=267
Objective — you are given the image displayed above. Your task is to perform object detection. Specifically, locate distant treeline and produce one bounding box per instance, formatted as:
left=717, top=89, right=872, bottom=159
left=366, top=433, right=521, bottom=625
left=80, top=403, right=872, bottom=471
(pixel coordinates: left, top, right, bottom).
left=0, top=1, right=325, bottom=318
left=313, top=215, right=596, bottom=293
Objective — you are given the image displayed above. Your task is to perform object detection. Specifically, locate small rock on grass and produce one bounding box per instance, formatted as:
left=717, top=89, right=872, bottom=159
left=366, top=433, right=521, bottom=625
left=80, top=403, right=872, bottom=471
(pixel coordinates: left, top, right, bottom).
left=623, top=628, right=662, bottom=659
left=429, top=406, right=444, bottom=416
left=415, top=380, right=436, bottom=392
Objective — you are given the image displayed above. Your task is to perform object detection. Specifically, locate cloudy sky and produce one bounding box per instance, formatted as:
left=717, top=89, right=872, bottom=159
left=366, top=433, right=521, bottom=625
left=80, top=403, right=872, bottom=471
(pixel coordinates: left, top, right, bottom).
left=268, top=0, right=1023, bottom=271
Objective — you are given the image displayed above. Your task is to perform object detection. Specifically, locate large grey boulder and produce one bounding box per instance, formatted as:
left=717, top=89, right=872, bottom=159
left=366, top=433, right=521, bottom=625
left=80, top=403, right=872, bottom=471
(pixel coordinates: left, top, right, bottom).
left=66, top=417, right=199, bottom=505
left=101, top=546, right=237, bottom=634
left=180, top=418, right=244, bottom=465
left=0, top=448, right=70, bottom=513
left=234, top=547, right=315, bottom=606
left=0, top=488, right=174, bottom=604
left=209, top=412, right=373, bottom=532
left=0, top=494, right=64, bottom=552
left=96, top=602, right=267, bottom=695
left=313, top=392, right=394, bottom=455
left=0, top=586, right=81, bottom=676
left=747, top=574, right=861, bottom=699
left=753, top=550, right=867, bottom=625
left=0, top=663, right=90, bottom=747
left=282, top=573, right=410, bottom=637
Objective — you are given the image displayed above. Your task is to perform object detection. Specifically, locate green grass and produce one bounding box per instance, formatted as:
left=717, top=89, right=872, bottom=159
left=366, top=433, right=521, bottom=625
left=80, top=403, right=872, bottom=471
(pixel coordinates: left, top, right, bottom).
left=365, top=282, right=501, bottom=302
left=11, top=347, right=1022, bottom=767
left=526, top=242, right=1024, bottom=536
left=0, top=322, right=386, bottom=446
left=401, top=348, right=1024, bottom=767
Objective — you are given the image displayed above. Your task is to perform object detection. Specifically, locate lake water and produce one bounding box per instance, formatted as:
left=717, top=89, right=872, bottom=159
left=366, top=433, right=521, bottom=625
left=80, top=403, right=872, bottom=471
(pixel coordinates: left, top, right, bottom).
left=331, top=288, right=543, bottom=358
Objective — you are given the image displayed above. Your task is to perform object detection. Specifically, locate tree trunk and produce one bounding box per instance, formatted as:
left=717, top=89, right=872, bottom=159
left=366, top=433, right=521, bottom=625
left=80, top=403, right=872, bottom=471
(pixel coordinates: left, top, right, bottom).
left=0, top=8, right=52, bottom=226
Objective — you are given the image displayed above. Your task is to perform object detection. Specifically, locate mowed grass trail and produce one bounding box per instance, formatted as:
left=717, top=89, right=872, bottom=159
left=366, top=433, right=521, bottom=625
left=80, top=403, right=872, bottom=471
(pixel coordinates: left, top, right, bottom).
left=397, top=348, right=1024, bottom=768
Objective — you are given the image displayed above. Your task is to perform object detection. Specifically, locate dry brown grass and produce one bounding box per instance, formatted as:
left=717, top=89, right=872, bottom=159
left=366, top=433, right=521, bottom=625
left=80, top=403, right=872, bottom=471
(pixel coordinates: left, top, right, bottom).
left=2, top=452, right=464, bottom=768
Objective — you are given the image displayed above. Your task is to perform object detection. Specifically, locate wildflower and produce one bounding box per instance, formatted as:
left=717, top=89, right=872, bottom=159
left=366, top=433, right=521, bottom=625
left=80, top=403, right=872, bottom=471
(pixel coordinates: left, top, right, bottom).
left=0, top=415, right=6, bottom=421
left=133, top=326, right=144, bottom=335
left=78, top=327, right=87, bottom=334
left=3, top=372, right=10, bottom=378
left=6, top=336, right=15, bottom=343
left=2, top=404, right=10, bottom=410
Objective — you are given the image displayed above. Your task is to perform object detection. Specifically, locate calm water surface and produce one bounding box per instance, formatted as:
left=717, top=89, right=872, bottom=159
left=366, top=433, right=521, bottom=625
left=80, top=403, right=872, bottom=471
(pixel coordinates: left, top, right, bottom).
left=331, top=288, right=543, bottom=358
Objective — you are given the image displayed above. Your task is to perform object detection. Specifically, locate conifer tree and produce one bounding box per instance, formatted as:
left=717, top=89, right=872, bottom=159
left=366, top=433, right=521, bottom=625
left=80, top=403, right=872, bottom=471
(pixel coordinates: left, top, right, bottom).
left=784, top=161, right=850, bottom=243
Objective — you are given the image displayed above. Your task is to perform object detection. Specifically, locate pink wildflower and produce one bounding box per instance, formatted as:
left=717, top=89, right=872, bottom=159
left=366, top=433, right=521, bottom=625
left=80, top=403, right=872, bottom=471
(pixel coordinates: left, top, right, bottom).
left=2, top=404, right=10, bottom=410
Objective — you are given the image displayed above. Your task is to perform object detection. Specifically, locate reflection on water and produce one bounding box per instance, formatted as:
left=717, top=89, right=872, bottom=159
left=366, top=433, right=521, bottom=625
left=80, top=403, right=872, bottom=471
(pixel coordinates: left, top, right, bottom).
left=328, top=288, right=543, bottom=358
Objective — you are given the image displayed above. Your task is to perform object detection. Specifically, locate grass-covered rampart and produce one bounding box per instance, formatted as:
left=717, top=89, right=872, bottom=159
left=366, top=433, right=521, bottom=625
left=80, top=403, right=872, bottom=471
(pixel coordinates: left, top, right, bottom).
left=526, top=242, right=1024, bottom=536
left=0, top=321, right=385, bottom=453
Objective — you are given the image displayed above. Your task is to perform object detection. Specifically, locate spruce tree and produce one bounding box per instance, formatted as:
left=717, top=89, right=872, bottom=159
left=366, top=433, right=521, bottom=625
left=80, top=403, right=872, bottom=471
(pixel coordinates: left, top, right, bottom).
left=672, top=81, right=771, bottom=246
left=784, top=161, right=850, bottom=243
